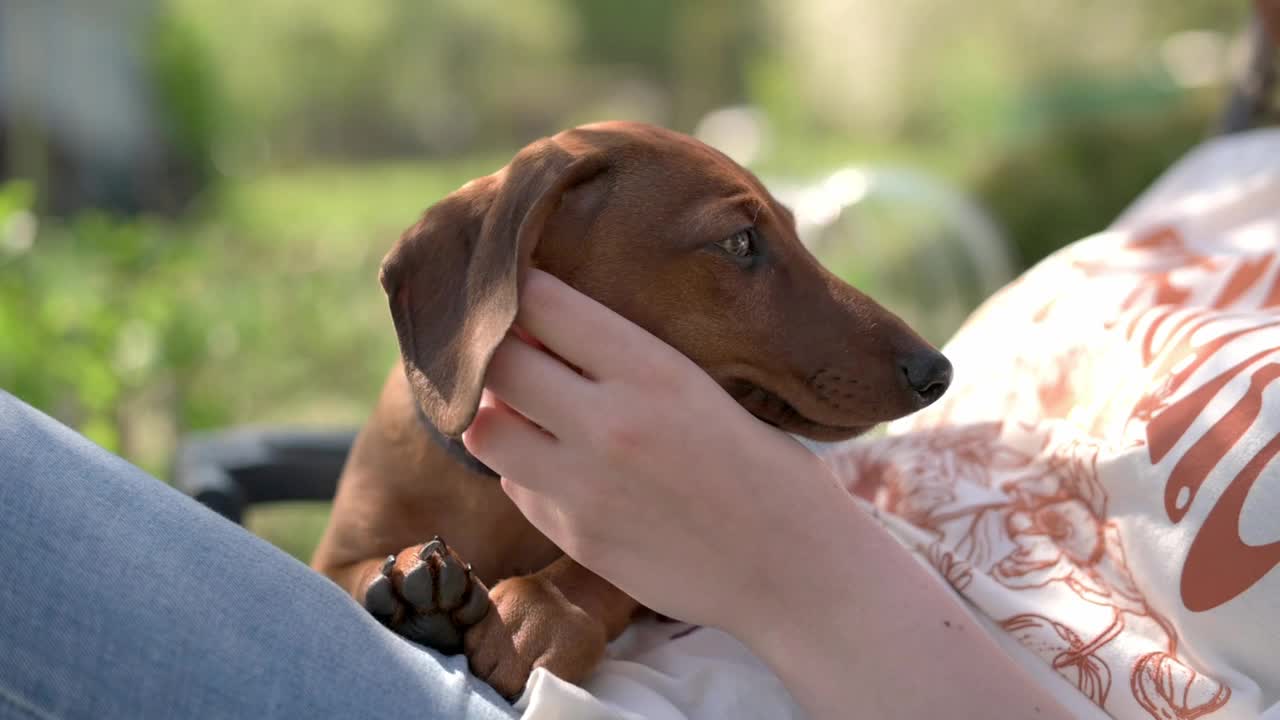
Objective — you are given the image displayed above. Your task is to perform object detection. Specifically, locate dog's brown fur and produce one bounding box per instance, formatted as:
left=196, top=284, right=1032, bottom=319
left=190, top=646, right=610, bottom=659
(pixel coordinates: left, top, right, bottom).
left=312, top=122, right=950, bottom=698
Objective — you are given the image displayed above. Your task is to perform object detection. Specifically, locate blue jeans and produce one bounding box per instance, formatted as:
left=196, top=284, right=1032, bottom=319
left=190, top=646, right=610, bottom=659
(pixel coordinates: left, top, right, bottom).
left=0, top=392, right=517, bottom=720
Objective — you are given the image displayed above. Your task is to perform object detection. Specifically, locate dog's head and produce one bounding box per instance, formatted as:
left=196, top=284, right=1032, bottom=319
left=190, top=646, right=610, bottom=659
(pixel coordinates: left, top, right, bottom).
left=381, top=121, right=950, bottom=442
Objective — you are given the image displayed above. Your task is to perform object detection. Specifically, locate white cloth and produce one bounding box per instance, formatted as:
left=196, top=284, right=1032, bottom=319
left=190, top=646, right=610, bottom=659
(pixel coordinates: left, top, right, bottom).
left=519, top=128, right=1280, bottom=719
left=516, top=620, right=803, bottom=719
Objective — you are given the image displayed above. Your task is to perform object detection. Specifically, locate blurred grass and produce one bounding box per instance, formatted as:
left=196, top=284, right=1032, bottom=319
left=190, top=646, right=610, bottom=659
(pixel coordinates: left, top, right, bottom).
left=245, top=502, right=333, bottom=563
left=5, top=159, right=519, bottom=564
left=212, top=156, right=511, bottom=244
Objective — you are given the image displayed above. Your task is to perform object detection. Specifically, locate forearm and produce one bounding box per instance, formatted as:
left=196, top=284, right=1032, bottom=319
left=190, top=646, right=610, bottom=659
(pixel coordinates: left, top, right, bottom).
left=731, top=479, right=1074, bottom=720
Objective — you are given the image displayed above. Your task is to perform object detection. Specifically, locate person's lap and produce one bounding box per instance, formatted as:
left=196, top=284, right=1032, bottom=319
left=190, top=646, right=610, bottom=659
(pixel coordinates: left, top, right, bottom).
left=0, top=390, right=516, bottom=720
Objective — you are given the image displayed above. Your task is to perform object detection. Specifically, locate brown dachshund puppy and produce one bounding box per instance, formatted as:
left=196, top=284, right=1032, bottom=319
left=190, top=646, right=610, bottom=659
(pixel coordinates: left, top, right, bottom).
left=311, top=121, right=951, bottom=699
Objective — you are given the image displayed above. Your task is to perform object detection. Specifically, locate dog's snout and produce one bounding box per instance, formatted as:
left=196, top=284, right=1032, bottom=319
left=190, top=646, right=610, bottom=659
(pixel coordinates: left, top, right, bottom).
left=899, top=351, right=952, bottom=408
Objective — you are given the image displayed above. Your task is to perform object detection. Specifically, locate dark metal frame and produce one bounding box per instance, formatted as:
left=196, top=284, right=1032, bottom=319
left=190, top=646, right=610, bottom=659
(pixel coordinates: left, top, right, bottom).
left=172, top=8, right=1280, bottom=524
left=1218, top=12, right=1278, bottom=134
left=173, top=427, right=355, bottom=524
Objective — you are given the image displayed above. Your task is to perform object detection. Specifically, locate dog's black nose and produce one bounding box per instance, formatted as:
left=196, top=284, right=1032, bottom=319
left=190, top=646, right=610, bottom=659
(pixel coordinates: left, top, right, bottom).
left=900, top=351, right=952, bottom=408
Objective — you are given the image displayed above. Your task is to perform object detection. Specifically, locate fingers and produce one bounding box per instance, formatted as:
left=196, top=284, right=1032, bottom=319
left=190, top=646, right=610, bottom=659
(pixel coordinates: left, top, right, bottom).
left=485, top=333, right=593, bottom=434
left=465, top=402, right=575, bottom=547
left=462, top=399, right=557, bottom=480
left=499, top=476, right=574, bottom=552
left=499, top=476, right=551, bottom=526
left=516, top=270, right=672, bottom=382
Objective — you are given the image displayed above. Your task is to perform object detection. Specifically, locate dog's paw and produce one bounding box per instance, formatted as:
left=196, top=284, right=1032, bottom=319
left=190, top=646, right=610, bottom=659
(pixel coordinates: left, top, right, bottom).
left=362, top=537, right=492, bottom=654
left=463, top=575, right=607, bottom=700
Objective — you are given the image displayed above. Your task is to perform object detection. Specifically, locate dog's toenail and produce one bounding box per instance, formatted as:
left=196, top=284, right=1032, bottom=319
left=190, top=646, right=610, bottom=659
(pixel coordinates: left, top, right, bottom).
left=381, top=555, right=396, bottom=576
left=438, top=555, right=468, bottom=607
left=419, top=540, right=444, bottom=560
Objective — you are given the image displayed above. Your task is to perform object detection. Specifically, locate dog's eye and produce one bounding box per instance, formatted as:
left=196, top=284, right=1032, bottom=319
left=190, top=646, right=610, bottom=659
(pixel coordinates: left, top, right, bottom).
left=717, top=228, right=757, bottom=258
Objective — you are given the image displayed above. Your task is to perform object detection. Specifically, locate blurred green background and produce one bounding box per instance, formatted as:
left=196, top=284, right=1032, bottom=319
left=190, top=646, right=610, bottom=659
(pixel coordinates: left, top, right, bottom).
left=0, top=0, right=1252, bottom=560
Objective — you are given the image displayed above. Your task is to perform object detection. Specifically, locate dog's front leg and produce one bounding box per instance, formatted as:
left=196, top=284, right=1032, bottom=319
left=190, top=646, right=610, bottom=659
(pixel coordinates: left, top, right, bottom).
left=462, top=554, right=639, bottom=699
left=348, top=541, right=636, bottom=700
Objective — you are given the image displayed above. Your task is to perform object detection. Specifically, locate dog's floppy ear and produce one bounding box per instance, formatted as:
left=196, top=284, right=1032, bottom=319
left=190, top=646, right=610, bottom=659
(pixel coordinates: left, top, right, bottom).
left=379, top=142, right=609, bottom=437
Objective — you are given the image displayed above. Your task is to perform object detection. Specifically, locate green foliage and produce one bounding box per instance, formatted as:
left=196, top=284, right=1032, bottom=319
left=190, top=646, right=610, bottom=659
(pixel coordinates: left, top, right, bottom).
left=972, top=95, right=1216, bottom=268
left=1, top=161, right=484, bottom=475
left=146, top=8, right=222, bottom=180
left=245, top=502, right=332, bottom=562
left=0, top=180, right=35, bottom=220
left=165, top=0, right=580, bottom=160
left=2, top=196, right=203, bottom=456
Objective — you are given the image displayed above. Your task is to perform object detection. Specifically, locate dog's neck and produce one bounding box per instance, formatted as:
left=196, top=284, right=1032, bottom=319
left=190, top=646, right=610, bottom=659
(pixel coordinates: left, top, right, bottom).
left=413, top=401, right=499, bottom=478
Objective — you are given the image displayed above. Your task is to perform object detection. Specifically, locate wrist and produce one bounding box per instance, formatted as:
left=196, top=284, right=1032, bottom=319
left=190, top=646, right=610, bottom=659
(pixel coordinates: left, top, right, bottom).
left=715, top=449, right=867, bottom=650
left=716, top=466, right=1078, bottom=720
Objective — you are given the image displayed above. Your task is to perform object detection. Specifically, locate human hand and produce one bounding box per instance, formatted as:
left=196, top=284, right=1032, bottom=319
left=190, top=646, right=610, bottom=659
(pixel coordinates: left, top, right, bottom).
left=461, top=269, right=843, bottom=634
left=462, top=271, right=1080, bottom=720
